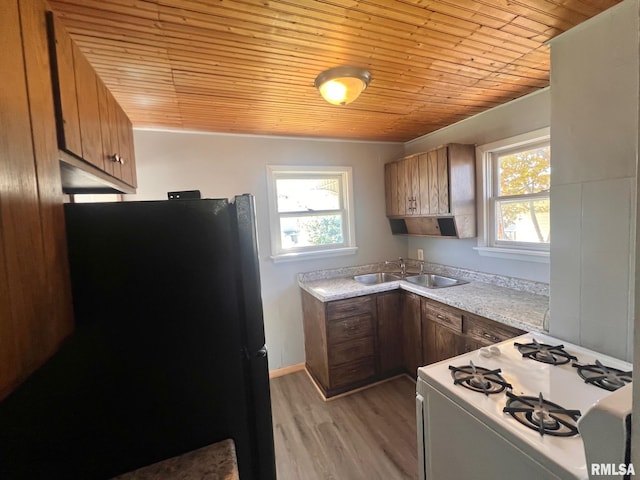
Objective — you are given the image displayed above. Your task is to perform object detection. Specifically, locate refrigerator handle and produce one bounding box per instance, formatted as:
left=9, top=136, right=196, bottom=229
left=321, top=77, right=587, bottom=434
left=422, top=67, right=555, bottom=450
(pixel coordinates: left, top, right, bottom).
left=243, top=345, right=268, bottom=360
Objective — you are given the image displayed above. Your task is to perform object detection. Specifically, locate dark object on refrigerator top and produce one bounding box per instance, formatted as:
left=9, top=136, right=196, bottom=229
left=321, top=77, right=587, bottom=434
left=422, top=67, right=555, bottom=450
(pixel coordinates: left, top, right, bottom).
left=0, top=194, right=276, bottom=480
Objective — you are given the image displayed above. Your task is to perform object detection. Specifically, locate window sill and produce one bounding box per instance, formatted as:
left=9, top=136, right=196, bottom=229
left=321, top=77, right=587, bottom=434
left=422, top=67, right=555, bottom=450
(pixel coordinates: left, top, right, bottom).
left=473, top=246, right=549, bottom=264
left=270, top=246, right=358, bottom=264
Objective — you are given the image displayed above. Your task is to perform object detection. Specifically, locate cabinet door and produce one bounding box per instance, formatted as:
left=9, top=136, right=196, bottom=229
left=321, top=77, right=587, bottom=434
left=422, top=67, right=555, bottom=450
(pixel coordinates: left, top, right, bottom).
left=427, top=149, right=439, bottom=213
left=433, top=323, right=464, bottom=363
left=47, top=13, right=82, bottom=158
left=117, top=106, right=137, bottom=187
left=405, top=155, right=420, bottom=215
left=376, top=291, right=402, bottom=374
left=97, top=79, right=120, bottom=178
left=422, top=298, right=465, bottom=364
left=436, top=146, right=450, bottom=214
left=423, top=319, right=464, bottom=364
left=73, top=44, right=103, bottom=170
left=463, top=312, right=525, bottom=345
left=402, top=292, right=422, bottom=374
left=417, top=153, right=431, bottom=214
left=384, top=162, right=399, bottom=216
left=396, top=159, right=407, bottom=215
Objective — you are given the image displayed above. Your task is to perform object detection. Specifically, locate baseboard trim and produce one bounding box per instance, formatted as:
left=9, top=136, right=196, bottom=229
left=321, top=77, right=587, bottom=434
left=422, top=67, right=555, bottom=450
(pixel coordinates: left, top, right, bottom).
left=269, top=362, right=305, bottom=379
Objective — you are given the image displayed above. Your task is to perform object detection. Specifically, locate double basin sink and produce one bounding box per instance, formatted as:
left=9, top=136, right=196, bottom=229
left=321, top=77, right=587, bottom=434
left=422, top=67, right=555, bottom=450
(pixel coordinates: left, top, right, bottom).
left=353, top=272, right=467, bottom=289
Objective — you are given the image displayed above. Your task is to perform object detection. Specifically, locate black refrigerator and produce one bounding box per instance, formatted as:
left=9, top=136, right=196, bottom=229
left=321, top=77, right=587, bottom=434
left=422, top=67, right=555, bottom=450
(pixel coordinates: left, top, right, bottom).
left=0, top=194, right=277, bottom=479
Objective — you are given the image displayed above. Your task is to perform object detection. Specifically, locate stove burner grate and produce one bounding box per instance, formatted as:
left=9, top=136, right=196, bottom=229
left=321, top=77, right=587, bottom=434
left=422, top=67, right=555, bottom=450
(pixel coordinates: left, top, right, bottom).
left=514, top=338, right=577, bottom=365
left=449, top=361, right=512, bottom=395
left=503, top=392, right=581, bottom=437
left=572, top=360, right=632, bottom=391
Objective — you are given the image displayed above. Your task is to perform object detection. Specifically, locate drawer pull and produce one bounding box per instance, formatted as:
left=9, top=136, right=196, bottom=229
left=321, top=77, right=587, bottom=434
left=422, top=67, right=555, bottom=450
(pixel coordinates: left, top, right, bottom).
left=482, top=332, right=500, bottom=342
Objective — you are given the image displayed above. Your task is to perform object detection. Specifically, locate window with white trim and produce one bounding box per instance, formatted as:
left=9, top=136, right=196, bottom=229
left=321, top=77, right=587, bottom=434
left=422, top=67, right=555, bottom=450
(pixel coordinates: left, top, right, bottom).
left=476, top=128, right=550, bottom=262
left=266, top=165, right=357, bottom=262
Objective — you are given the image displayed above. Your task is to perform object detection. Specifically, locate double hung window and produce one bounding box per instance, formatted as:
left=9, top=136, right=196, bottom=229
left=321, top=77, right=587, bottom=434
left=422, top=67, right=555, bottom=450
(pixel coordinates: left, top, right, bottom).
left=266, top=165, right=356, bottom=261
left=476, top=128, right=550, bottom=261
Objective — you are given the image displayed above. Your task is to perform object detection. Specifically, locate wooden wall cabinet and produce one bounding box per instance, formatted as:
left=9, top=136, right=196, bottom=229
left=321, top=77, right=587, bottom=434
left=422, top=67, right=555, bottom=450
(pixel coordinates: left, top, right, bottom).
left=47, top=11, right=137, bottom=192
left=0, top=0, right=74, bottom=400
left=384, top=144, right=476, bottom=238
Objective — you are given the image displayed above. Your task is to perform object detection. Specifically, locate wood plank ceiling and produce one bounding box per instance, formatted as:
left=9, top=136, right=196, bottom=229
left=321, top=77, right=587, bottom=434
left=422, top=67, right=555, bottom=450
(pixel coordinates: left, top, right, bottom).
left=47, top=0, right=621, bottom=142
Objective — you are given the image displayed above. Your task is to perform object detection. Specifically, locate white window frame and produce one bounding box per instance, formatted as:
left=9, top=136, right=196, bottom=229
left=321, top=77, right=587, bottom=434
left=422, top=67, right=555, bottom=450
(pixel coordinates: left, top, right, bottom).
left=266, top=165, right=357, bottom=263
left=474, top=127, right=550, bottom=263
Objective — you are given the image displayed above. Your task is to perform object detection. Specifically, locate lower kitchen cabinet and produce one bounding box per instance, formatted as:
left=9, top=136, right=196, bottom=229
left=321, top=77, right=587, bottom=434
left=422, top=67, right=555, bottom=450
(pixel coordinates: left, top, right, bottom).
left=301, top=291, right=376, bottom=397
left=376, top=291, right=403, bottom=374
left=402, top=291, right=422, bottom=375
left=301, top=287, right=527, bottom=397
left=462, top=310, right=525, bottom=351
left=422, top=298, right=464, bottom=364
left=422, top=298, right=526, bottom=364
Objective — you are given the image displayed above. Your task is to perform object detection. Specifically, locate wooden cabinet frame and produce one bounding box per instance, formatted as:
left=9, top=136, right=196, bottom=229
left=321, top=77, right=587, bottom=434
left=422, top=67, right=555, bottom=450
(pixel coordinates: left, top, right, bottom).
left=384, top=144, right=476, bottom=238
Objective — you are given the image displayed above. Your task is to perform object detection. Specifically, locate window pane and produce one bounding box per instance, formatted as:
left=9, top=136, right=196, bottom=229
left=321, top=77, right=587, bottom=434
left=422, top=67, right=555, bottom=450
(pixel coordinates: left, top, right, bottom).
left=280, top=214, right=344, bottom=249
left=276, top=178, right=340, bottom=213
left=497, top=146, right=550, bottom=196
left=496, top=198, right=550, bottom=243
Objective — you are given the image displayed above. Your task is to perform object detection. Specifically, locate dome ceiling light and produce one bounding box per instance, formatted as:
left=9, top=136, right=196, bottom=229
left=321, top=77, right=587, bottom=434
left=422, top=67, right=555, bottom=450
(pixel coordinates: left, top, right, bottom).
left=314, top=66, right=371, bottom=106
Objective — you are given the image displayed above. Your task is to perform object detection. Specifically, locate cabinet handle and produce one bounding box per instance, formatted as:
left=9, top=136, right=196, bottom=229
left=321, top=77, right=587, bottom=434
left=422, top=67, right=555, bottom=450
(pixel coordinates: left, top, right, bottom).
left=436, top=314, right=447, bottom=322
left=119, top=156, right=125, bottom=165
left=111, top=154, right=121, bottom=163
left=482, top=332, right=499, bottom=342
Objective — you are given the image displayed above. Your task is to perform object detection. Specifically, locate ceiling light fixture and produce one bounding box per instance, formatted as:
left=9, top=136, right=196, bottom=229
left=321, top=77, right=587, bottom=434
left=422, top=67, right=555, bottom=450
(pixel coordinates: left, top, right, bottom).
left=314, top=66, right=371, bottom=106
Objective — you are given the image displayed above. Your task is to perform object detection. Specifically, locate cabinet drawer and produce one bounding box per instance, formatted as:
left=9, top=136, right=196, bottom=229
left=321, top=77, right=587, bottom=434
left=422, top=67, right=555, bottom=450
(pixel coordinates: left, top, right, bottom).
left=327, top=296, right=373, bottom=320
left=330, top=357, right=375, bottom=389
left=329, top=335, right=374, bottom=366
left=464, top=315, right=525, bottom=344
left=422, top=300, right=462, bottom=333
left=327, top=314, right=373, bottom=344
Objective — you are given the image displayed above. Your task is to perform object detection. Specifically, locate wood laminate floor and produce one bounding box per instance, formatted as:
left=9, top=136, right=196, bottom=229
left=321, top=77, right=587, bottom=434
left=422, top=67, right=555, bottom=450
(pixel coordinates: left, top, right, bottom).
left=270, top=372, right=418, bottom=479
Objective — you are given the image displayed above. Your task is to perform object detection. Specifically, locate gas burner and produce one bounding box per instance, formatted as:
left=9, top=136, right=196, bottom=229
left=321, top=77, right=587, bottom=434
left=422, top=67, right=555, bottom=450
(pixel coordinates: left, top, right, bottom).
left=514, top=338, right=578, bottom=365
left=503, top=392, right=581, bottom=437
left=572, top=360, right=632, bottom=391
left=449, top=361, right=512, bottom=395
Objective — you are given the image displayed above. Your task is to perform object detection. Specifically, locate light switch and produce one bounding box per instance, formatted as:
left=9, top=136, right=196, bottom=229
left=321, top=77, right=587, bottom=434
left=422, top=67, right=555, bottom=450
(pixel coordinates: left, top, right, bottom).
left=417, top=248, right=424, bottom=260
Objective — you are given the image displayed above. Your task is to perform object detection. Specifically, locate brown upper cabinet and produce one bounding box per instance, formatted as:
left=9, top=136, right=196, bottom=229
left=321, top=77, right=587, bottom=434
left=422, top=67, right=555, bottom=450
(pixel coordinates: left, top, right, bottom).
left=46, top=11, right=136, bottom=192
left=384, top=144, right=476, bottom=238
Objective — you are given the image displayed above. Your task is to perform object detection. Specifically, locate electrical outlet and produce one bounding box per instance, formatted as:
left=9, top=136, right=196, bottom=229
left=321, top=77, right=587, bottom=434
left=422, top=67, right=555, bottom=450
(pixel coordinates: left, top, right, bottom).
left=417, top=248, right=424, bottom=260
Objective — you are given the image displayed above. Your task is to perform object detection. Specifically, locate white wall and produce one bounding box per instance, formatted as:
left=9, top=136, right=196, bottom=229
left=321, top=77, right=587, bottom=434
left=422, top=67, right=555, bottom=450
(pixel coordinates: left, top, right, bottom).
left=403, top=89, right=551, bottom=283
left=128, top=130, right=405, bottom=369
left=549, top=0, right=638, bottom=361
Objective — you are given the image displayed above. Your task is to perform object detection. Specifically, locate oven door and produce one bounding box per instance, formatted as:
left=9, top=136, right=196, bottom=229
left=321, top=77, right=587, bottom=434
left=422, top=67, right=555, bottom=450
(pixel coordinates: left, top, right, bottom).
left=416, top=392, right=426, bottom=480
left=417, top=378, right=564, bottom=480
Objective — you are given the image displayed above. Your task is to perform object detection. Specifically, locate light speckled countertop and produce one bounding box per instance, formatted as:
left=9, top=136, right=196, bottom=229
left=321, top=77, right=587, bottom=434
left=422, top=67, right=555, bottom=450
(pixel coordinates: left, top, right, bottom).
left=298, top=261, right=549, bottom=332
left=111, top=439, right=239, bottom=480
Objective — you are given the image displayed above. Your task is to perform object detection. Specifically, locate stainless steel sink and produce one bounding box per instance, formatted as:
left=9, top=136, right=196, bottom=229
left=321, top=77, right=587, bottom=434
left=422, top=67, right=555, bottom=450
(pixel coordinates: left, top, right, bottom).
left=353, top=272, right=402, bottom=285
left=405, top=273, right=468, bottom=289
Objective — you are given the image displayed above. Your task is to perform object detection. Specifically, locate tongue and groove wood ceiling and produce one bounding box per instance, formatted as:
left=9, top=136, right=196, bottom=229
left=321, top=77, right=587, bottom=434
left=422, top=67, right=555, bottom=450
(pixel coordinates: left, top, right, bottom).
left=47, top=0, right=621, bottom=142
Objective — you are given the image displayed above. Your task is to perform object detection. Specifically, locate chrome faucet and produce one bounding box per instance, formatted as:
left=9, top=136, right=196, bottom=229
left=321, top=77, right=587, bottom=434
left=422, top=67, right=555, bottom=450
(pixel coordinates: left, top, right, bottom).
left=385, top=257, right=406, bottom=277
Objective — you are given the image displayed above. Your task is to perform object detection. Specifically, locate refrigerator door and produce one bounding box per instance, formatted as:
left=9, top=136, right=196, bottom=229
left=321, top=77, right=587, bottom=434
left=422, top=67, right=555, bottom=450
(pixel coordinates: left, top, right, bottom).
left=231, top=194, right=277, bottom=479
left=0, top=198, right=275, bottom=479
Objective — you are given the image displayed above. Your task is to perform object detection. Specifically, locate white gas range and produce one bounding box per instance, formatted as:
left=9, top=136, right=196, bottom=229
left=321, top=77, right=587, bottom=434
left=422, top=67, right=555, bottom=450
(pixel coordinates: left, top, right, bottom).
left=416, top=332, right=633, bottom=480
